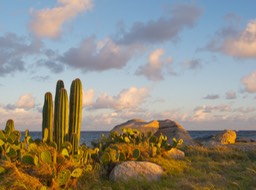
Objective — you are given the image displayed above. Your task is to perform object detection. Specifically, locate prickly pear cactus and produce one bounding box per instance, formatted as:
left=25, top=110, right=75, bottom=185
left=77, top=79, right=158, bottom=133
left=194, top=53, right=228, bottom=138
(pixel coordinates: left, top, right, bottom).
left=0, top=165, right=6, bottom=174
left=61, top=141, right=72, bottom=154
left=6, top=147, right=17, bottom=159
left=4, top=119, right=15, bottom=135
left=0, top=130, right=6, bottom=141
left=132, top=148, right=141, bottom=159
left=119, top=151, right=126, bottom=161
left=71, top=168, right=83, bottom=178
left=8, top=130, right=21, bottom=144
left=21, top=153, right=39, bottom=166
left=58, top=169, right=71, bottom=187
left=40, top=150, right=52, bottom=164
left=100, top=152, right=111, bottom=165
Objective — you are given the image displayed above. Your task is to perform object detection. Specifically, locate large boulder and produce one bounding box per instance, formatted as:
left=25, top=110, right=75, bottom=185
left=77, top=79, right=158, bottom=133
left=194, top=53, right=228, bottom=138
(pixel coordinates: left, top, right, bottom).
left=111, top=119, right=194, bottom=145
left=156, top=120, right=194, bottom=145
left=111, top=119, right=159, bottom=134
left=196, top=130, right=237, bottom=147
left=215, top=130, right=236, bottom=144
left=109, top=161, right=164, bottom=182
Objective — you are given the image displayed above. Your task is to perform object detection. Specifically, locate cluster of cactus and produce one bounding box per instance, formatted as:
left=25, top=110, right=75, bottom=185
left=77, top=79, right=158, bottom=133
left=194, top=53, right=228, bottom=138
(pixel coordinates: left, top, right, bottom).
left=93, top=128, right=183, bottom=165
left=100, top=145, right=143, bottom=165
left=0, top=119, right=21, bottom=161
left=42, top=78, right=83, bottom=154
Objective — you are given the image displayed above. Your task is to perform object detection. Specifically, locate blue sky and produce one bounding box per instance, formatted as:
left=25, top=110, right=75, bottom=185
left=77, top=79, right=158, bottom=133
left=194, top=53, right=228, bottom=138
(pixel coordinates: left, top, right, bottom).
left=0, top=0, right=256, bottom=131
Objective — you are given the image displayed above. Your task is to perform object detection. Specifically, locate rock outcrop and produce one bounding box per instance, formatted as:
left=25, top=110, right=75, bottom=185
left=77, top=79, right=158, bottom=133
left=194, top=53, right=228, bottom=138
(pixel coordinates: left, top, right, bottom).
left=156, top=120, right=194, bottom=145
left=196, top=130, right=237, bottom=147
left=109, top=161, right=164, bottom=182
left=111, top=119, right=194, bottom=145
left=111, top=119, right=159, bottom=134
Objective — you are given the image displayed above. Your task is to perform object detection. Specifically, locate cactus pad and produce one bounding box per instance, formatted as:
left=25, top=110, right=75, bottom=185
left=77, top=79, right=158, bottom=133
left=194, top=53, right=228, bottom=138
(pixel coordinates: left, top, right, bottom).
left=132, top=148, right=141, bottom=159
left=71, top=168, right=83, bottom=178
left=58, top=169, right=71, bottom=187
left=41, top=150, right=52, bottom=164
left=21, top=154, right=39, bottom=166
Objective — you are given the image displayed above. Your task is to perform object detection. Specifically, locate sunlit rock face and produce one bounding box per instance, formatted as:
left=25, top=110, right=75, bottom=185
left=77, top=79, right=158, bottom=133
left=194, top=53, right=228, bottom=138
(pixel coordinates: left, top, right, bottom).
left=111, top=119, right=195, bottom=145
left=196, top=129, right=237, bottom=146
left=109, top=161, right=164, bottom=182
left=215, top=130, right=236, bottom=144
left=162, top=148, right=185, bottom=160
left=111, top=119, right=159, bottom=134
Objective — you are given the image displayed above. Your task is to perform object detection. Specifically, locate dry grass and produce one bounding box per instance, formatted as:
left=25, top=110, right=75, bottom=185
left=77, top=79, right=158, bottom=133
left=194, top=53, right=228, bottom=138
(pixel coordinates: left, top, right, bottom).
left=0, top=161, right=42, bottom=190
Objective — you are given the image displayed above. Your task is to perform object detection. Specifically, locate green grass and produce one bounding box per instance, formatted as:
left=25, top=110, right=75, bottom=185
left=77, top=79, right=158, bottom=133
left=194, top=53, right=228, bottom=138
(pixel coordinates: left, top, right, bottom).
left=74, top=144, right=256, bottom=190
left=1, top=144, right=256, bottom=190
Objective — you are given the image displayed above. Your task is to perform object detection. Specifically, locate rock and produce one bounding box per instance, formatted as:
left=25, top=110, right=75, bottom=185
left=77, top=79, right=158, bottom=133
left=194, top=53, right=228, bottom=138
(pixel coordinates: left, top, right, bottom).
left=155, top=120, right=195, bottom=145
left=111, top=119, right=195, bottom=145
left=197, top=130, right=237, bottom=147
left=215, top=130, right=236, bottom=144
left=109, top=161, right=164, bottom=182
left=163, top=148, right=185, bottom=160
left=111, top=119, right=159, bottom=134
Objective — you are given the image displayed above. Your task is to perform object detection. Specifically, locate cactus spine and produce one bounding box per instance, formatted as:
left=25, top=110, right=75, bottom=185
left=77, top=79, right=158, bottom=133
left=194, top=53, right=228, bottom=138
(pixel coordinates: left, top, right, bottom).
left=42, top=92, right=53, bottom=142
left=55, top=88, right=69, bottom=151
left=69, top=78, right=83, bottom=152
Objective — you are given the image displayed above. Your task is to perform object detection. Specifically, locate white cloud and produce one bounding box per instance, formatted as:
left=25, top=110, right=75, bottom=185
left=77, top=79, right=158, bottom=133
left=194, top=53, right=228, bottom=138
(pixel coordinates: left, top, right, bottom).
left=191, top=104, right=232, bottom=121
left=136, top=49, right=165, bottom=81
left=16, top=94, right=35, bottom=110
left=242, top=71, right=256, bottom=93
left=91, top=87, right=149, bottom=110
left=30, top=0, right=93, bottom=38
left=205, top=20, right=256, bottom=58
left=60, top=37, right=133, bottom=71
left=0, top=105, right=41, bottom=131
left=222, top=20, right=256, bottom=58
left=83, top=88, right=95, bottom=107
left=136, top=49, right=176, bottom=81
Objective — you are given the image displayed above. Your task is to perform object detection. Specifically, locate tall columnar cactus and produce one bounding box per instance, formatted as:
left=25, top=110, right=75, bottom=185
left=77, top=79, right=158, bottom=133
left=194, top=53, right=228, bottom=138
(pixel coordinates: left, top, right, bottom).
left=70, top=133, right=78, bottom=155
left=69, top=78, right=83, bottom=152
left=42, top=92, right=53, bottom=142
left=55, top=88, right=69, bottom=151
left=54, top=80, right=64, bottom=143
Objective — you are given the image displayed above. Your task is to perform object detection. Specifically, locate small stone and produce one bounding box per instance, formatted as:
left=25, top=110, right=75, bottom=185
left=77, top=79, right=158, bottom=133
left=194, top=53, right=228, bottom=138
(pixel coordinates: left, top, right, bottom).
left=164, top=148, right=185, bottom=160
